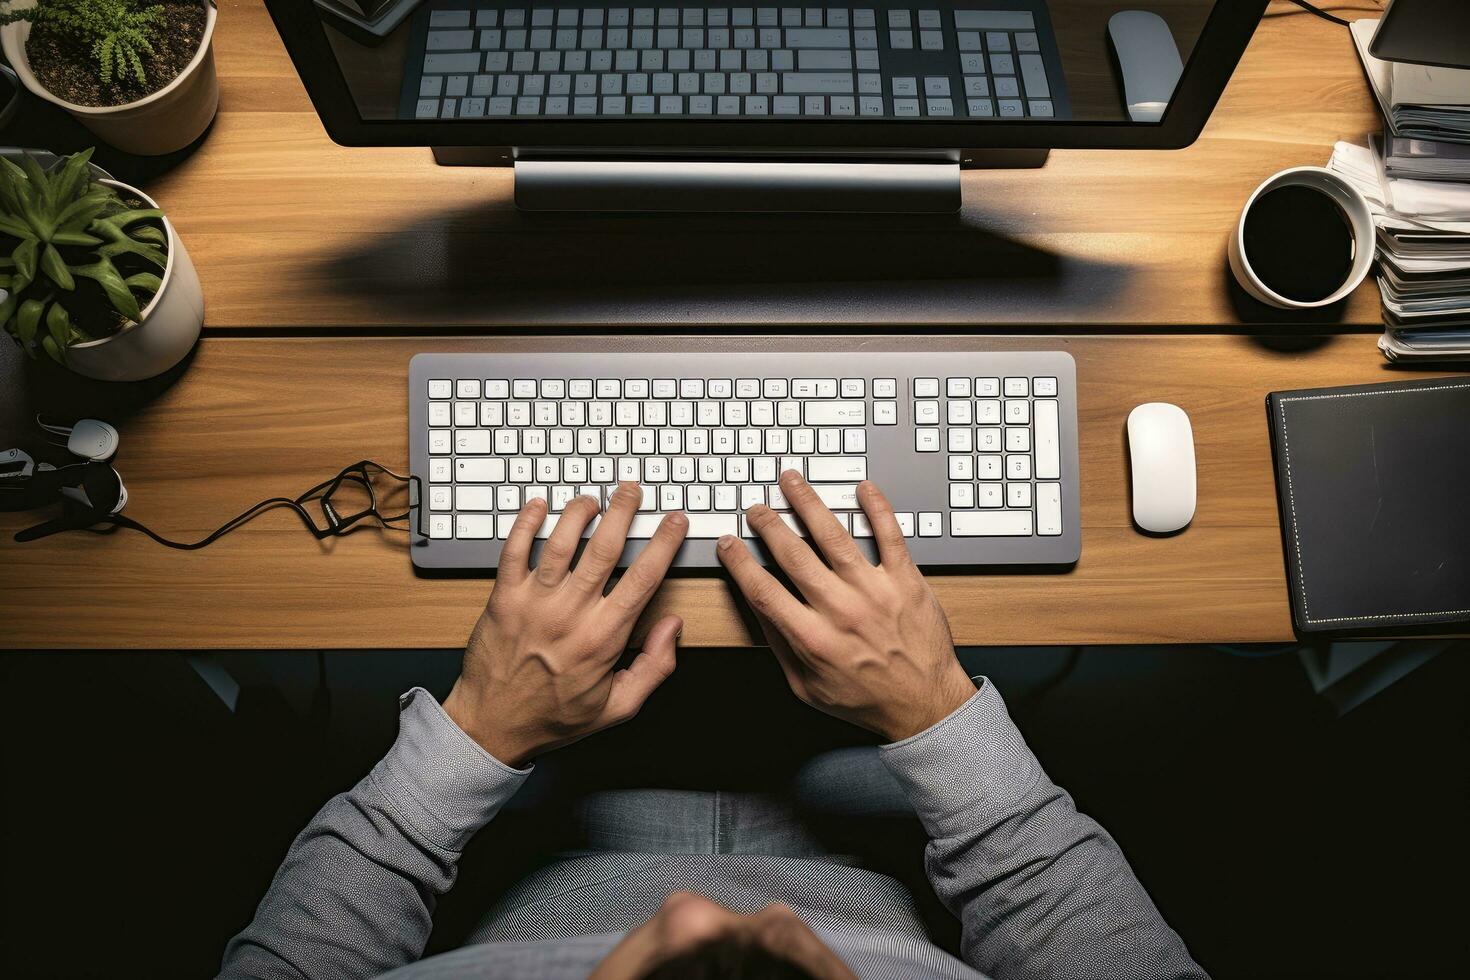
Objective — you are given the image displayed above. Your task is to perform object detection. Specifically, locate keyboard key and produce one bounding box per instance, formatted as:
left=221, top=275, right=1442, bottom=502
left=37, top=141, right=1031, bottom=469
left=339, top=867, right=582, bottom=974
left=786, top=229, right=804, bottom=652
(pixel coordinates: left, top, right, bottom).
left=952, top=11, right=1034, bottom=30
left=810, top=483, right=860, bottom=509
left=782, top=72, right=853, bottom=93
left=455, top=514, right=497, bottom=538
left=1037, top=483, right=1063, bottom=536
left=951, top=511, right=1033, bottom=536
left=1035, top=399, right=1061, bottom=479
left=425, top=52, right=482, bottom=73
left=430, top=10, right=472, bottom=28
left=785, top=28, right=850, bottom=47
left=428, top=29, right=476, bottom=51
left=1019, top=53, right=1049, bottom=98
left=806, top=456, right=868, bottom=481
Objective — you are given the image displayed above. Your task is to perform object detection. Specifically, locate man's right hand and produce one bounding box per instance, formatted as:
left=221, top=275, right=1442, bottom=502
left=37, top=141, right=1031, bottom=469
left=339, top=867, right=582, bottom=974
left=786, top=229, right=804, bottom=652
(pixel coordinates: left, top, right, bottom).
left=717, top=472, right=977, bottom=743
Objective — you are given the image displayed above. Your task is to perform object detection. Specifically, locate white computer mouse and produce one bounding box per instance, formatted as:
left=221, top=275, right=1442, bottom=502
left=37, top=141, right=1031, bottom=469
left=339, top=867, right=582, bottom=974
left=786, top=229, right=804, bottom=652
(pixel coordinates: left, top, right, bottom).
left=1127, top=403, right=1196, bottom=533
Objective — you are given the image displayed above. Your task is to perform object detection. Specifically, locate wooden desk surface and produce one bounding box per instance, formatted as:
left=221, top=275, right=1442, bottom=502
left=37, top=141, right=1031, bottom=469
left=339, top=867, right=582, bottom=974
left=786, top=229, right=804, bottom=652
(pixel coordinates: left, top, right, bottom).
left=3, top=333, right=1462, bottom=651
left=3, top=3, right=1423, bottom=652
left=118, top=0, right=1384, bottom=330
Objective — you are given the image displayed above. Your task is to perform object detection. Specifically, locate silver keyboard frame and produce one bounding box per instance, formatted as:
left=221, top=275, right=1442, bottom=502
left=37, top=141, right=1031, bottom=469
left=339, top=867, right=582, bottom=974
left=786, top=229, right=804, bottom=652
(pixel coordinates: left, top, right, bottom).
left=408, top=348, right=1079, bottom=573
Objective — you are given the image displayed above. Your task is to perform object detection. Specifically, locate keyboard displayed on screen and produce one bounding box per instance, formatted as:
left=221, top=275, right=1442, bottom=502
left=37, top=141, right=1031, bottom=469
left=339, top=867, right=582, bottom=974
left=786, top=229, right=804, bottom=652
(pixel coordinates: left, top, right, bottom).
left=403, top=3, right=1068, bottom=121
left=409, top=350, right=1080, bottom=571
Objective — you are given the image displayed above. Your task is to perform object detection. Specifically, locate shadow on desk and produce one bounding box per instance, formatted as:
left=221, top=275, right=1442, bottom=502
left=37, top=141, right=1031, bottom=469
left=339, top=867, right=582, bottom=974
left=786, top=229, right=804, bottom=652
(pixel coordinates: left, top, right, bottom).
left=314, top=205, right=1131, bottom=322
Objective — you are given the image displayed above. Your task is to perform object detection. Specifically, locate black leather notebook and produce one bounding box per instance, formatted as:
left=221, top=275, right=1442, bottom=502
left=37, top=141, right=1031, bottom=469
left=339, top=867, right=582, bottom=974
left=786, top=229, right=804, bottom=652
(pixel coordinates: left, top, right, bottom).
left=1266, top=377, right=1470, bottom=637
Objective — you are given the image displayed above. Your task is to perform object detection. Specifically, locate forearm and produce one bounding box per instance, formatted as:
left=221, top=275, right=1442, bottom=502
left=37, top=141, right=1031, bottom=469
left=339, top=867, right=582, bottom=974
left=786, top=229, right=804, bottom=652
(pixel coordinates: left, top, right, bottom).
left=881, top=680, right=1206, bottom=980
left=218, top=688, right=529, bottom=980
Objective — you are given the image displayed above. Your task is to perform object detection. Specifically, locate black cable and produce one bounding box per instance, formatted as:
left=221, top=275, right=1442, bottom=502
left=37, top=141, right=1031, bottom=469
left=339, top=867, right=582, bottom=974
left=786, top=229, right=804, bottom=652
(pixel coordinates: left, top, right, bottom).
left=82, top=464, right=413, bottom=550
left=1286, top=0, right=1353, bottom=27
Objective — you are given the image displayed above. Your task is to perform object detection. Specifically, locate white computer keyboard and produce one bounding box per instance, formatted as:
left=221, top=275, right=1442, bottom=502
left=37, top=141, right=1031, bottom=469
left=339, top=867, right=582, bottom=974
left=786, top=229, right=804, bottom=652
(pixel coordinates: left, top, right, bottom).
left=410, top=350, right=1079, bottom=570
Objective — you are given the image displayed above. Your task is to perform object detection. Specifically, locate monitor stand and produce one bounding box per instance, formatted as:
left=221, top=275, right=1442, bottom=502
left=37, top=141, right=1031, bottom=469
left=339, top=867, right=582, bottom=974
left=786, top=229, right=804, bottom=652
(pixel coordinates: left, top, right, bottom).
left=430, top=147, right=1048, bottom=213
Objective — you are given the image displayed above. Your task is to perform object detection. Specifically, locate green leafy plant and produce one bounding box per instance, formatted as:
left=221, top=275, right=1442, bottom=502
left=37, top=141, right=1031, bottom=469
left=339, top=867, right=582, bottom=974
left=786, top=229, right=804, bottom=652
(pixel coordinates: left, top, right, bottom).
left=0, top=0, right=166, bottom=86
left=0, top=148, right=168, bottom=364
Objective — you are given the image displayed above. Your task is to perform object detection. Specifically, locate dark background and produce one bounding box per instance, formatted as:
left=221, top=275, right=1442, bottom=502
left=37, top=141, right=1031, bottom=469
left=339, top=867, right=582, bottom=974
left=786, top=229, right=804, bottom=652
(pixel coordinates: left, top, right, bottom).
left=3, top=642, right=1467, bottom=979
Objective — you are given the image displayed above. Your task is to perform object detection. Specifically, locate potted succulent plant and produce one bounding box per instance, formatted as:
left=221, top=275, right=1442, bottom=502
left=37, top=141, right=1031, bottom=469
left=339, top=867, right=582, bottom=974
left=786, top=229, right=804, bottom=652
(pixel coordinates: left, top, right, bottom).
left=0, top=0, right=219, bottom=155
left=0, top=148, right=203, bottom=380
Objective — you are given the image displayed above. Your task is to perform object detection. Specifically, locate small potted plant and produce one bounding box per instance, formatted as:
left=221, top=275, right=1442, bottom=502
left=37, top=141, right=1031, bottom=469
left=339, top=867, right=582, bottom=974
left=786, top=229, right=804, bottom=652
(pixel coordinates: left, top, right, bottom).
left=0, top=148, right=203, bottom=380
left=0, top=0, right=219, bottom=155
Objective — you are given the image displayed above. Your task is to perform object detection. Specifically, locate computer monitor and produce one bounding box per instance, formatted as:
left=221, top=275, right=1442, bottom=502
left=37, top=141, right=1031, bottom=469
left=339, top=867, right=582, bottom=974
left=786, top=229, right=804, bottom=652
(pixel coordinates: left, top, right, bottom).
left=266, top=1, right=1268, bottom=211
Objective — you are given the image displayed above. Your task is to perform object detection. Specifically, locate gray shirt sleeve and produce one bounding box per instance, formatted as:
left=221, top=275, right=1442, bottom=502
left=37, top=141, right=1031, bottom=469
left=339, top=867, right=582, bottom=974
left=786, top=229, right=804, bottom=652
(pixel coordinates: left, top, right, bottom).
left=218, top=687, right=530, bottom=980
left=880, top=679, right=1208, bottom=980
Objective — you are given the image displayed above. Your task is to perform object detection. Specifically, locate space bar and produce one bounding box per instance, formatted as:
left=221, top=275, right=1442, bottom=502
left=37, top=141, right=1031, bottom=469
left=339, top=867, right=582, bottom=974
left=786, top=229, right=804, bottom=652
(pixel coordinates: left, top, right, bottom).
left=630, top=513, right=737, bottom=538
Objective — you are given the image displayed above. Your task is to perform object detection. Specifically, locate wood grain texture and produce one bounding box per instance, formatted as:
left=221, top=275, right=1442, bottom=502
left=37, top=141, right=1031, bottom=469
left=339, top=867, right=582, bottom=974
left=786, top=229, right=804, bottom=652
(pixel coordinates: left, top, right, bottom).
left=122, top=1, right=1387, bottom=329
left=3, top=332, right=1462, bottom=651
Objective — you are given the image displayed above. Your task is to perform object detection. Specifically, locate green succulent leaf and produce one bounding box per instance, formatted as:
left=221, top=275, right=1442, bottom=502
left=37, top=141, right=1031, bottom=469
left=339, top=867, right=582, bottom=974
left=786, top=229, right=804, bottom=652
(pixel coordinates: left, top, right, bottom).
left=98, top=237, right=167, bottom=269
left=41, top=333, right=63, bottom=365
left=124, top=272, right=162, bottom=296
left=108, top=208, right=165, bottom=227
left=49, top=231, right=104, bottom=247
left=54, top=190, right=114, bottom=235
left=92, top=218, right=168, bottom=268
left=19, top=155, right=50, bottom=206
left=0, top=214, right=31, bottom=240
left=50, top=148, right=94, bottom=208
left=130, top=223, right=166, bottom=246
left=12, top=238, right=36, bottom=281
left=17, top=297, right=45, bottom=345
left=46, top=302, right=73, bottom=356
left=41, top=243, right=76, bottom=290
left=72, top=257, right=142, bottom=322
left=0, top=157, right=30, bottom=196
left=0, top=160, right=21, bottom=217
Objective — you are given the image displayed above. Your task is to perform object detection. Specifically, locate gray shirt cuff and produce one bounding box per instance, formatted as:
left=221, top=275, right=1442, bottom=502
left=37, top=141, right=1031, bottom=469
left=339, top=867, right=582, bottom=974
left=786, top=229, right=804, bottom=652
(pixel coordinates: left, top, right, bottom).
left=371, top=686, right=532, bottom=853
left=878, top=678, right=1043, bottom=840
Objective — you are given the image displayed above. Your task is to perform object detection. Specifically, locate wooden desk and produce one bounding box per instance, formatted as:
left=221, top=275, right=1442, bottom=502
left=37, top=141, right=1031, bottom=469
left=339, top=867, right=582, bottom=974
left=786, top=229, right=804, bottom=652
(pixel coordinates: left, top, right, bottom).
left=6, top=2, right=1441, bottom=653
left=97, top=0, right=1384, bottom=330
left=2, top=334, right=1462, bottom=650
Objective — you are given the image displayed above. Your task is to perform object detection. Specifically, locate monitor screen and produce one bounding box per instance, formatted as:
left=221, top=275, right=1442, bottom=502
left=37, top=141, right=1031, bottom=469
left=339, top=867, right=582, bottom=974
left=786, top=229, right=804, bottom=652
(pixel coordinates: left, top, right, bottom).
left=277, top=1, right=1257, bottom=147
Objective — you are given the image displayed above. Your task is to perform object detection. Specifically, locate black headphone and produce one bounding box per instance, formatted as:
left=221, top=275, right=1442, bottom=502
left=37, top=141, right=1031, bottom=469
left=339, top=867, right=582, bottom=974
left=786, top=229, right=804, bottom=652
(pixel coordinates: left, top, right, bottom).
left=1, top=458, right=128, bottom=542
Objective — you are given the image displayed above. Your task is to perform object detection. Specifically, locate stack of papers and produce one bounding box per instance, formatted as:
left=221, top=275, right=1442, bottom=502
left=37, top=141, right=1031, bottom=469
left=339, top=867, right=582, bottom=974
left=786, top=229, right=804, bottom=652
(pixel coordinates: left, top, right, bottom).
left=1352, top=19, right=1470, bottom=145
left=1337, top=20, right=1470, bottom=362
left=1329, top=141, right=1470, bottom=360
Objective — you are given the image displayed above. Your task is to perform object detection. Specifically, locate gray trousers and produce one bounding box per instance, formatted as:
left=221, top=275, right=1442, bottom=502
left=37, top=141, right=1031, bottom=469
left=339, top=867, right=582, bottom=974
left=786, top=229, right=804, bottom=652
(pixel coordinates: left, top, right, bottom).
left=550, top=746, right=917, bottom=858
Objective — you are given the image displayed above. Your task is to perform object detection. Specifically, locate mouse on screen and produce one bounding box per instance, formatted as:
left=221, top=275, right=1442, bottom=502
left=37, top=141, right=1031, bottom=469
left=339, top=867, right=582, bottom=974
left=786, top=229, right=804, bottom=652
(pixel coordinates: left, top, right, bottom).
left=1108, top=10, right=1184, bottom=123
left=1127, top=403, right=1196, bottom=534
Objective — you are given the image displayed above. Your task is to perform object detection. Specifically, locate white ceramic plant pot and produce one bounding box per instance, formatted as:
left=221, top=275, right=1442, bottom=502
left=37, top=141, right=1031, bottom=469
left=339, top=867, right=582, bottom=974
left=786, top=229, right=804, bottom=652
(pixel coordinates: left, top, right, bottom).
left=0, top=0, right=219, bottom=156
left=64, top=180, right=204, bottom=382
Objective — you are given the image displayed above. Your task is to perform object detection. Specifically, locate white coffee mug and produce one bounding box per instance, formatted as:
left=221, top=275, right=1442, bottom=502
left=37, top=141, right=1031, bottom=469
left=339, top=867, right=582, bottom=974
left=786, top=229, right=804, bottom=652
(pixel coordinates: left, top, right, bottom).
left=1228, top=166, right=1375, bottom=309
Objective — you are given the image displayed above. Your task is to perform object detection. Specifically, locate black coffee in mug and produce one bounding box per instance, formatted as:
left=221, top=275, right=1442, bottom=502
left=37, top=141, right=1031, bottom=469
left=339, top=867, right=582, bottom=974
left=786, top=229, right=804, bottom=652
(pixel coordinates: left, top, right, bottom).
left=1242, top=185, right=1356, bottom=303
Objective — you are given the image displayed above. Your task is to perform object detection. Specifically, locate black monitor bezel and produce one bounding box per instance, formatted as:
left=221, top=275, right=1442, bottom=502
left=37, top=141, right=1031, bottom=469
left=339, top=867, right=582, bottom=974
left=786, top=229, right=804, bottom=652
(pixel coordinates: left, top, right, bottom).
left=266, top=0, right=1269, bottom=153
